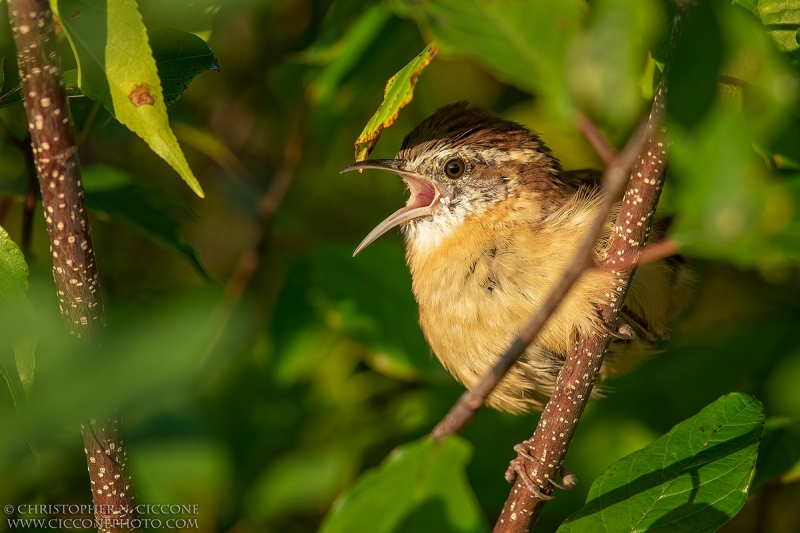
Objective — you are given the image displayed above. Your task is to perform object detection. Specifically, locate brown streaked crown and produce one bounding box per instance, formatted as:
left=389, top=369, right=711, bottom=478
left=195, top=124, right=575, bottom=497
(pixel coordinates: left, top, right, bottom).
left=397, top=102, right=574, bottom=213
left=400, top=102, right=559, bottom=171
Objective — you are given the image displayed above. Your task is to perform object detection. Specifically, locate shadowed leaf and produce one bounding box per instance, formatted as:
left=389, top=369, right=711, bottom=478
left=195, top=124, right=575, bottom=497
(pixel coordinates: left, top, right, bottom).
left=150, top=28, right=219, bottom=107
left=558, top=393, right=764, bottom=533
left=82, top=167, right=209, bottom=280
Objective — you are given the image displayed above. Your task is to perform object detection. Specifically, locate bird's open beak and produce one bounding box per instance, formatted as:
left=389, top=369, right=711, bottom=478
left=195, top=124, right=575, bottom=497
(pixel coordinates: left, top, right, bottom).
left=341, top=159, right=441, bottom=256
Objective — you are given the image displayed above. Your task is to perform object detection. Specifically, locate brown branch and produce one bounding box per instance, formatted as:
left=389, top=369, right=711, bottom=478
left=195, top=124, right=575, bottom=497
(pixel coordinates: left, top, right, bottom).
left=7, top=2, right=136, bottom=531
left=575, top=113, right=616, bottom=168
left=598, top=237, right=680, bottom=271
left=431, top=120, right=645, bottom=441
left=493, top=83, right=668, bottom=532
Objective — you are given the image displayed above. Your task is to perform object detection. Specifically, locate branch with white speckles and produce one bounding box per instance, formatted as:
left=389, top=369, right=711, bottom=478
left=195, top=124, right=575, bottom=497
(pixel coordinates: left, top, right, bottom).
left=491, top=82, right=668, bottom=533
left=6, top=2, right=137, bottom=531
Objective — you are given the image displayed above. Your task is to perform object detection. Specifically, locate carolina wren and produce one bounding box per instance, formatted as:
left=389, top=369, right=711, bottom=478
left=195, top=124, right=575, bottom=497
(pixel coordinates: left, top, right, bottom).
left=342, top=102, right=687, bottom=414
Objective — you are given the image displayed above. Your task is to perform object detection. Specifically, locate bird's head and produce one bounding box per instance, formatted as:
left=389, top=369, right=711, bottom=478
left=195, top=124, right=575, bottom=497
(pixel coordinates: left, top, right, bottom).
left=341, top=102, right=568, bottom=255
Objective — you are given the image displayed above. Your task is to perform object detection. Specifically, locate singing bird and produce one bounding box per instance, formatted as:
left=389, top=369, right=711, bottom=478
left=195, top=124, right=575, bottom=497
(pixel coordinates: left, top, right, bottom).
left=342, top=102, right=688, bottom=414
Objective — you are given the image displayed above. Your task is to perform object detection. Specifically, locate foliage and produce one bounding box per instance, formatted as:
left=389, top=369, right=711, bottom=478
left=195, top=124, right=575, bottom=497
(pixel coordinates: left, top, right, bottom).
left=0, top=1, right=799, bottom=533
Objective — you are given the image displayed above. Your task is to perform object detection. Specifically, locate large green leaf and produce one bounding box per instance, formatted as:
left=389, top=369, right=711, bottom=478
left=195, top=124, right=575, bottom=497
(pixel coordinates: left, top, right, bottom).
left=558, top=393, right=764, bottom=533
left=393, top=0, right=584, bottom=117
left=354, top=42, right=437, bottom=161
left=150, top=28, right=219, bottom=106
left=320, top=436, right=487, bottom=533
left=81, top=167, right=208, bottom=279
left=52, top=0, right=205, bottom=197
left=0, top=226, right=36, bottom=401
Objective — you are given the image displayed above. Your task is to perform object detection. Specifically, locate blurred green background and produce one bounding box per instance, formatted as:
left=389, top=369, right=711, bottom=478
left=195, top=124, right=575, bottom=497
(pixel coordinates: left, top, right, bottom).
left=0, top=0, right=799, bottom=532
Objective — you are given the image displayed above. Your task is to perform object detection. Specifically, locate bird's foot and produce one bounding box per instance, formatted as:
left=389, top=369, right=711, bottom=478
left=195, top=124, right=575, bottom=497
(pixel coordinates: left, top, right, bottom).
left=505, top=443, right=578, bottom=500
left=505, top=455, right=554, bottom=501
left=608, top=320, right=636, bottom=340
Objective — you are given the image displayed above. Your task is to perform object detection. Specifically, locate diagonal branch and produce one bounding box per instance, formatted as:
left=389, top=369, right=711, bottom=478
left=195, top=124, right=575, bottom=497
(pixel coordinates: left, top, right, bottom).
left=7, top=2, right=136, bottom=531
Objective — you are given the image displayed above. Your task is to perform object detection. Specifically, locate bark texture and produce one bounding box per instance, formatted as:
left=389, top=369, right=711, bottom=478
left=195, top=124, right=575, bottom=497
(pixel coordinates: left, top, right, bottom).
left=7, top=2, right=136, bottom=531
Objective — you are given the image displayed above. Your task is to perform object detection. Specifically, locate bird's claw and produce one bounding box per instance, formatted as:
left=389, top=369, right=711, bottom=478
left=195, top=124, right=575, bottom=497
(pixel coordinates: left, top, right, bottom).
left=505, top=444, right=578, bottom=500
left=505, top=455, right=554, bottom=500
left=548, top=466, right=578, bottom=491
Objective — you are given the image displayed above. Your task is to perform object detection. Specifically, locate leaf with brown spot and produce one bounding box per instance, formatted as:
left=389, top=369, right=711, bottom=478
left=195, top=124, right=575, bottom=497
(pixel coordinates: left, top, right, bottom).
left=51, top=0, right=205, bottom=197
left=354, top=42, right=437, bottom=162
left=129, top=83, right=155, bottom=107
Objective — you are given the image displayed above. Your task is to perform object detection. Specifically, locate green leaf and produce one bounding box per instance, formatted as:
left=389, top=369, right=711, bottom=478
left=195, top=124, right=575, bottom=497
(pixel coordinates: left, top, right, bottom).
left=307, top=4, right=393, bottom=104
left=149, top=28, right=219, bottom=107
left=354, top=42, right=437, bottom=161
left=320, top=436, right=487, bottom=533
left=137, top=0, right=222, bottom=35
left=393, top=0, right=583, bottom=117
left=753, top=418, right=800, bottom=488
left=759, top=0, right=800, bottom=52
left=568, top=0, right=660, bottom=130
left=273, top=245, right=447, bottom=381
left=558, top=393, right=764, bottom=533
left=81, top=167, right=209, bottom=280
left=666, top=0, right=724, bottom=130
left=732, top=0, right=760, bottom=18
left=0, top=226, right=36, bottom=400
left=52, top=0, right=205, bottom=197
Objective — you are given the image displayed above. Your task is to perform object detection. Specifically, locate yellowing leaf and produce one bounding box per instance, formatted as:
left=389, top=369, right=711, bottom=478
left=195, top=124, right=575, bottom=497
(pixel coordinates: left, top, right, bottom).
left=52, top=0, right=205, bottom=197
left=354, top=43, right=437, bottom=161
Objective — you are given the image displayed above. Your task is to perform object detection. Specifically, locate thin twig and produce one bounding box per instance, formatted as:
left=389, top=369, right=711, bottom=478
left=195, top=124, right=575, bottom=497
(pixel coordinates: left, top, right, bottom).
left=0, top=196, right=12, bottom=225
left=597, top=237, right=680, bottom=271
left=431, top=119, right=646, bottom=440
left=574, top=113, right=616, bottom=168
left=78, top=100, right=102, bottom=148
left=20, top=142, right=36, bottom=256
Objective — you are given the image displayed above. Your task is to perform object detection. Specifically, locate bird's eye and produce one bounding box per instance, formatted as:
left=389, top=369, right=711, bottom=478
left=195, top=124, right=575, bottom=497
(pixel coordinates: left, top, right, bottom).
left=444, top=158, right=465, bottom=179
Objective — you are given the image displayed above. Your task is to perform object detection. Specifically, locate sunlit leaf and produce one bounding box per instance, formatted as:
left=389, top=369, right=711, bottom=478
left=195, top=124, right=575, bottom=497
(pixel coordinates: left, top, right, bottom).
left=354, top=42, right=437, bottom=161
left=559, top=393, right=764, bottom=533
left=759, top=0, right=800, bottom=52
left=150, top=28, right=219, bottom=106
left=0, top=226, right=36, bottom=400
left=321, top=436, right=487, bottom=533
left=52, top=0, right=205, bottom=197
